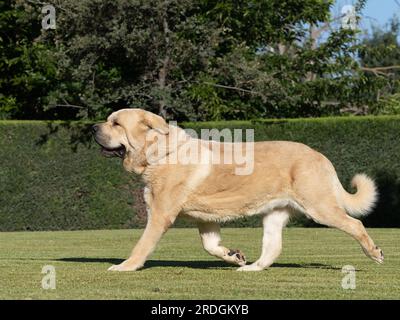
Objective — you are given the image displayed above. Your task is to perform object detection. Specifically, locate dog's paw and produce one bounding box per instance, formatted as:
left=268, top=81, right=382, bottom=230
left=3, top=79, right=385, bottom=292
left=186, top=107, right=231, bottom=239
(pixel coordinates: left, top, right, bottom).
left=237, top=263, right=263, bottom=272
left=107, top=261, right=142, bottom=272
left=226, top=249, right=247, bottom=266
left=364, top=245, right=384, bottom=264
left=372, top=246, right=384, bottom=264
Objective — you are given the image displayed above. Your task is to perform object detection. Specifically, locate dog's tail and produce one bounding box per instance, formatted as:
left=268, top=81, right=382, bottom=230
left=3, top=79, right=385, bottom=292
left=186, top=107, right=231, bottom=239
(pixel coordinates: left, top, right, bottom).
left=338, top=173, right=378, bottom=218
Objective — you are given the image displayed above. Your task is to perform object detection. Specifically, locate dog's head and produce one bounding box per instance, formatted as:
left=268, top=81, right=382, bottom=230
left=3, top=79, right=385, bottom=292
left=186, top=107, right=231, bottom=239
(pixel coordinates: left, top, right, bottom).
left=92, top=108, right=169, bottom=173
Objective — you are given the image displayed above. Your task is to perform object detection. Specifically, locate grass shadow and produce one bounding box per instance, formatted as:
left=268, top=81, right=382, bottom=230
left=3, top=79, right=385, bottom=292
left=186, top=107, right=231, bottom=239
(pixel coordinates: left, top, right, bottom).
left=271, top=263, right=343, bottom=270
left=57, top=257, right=344, bottom=270
left=35, top=121, right=94, bottom=152
left=58, top=257, right=124, bottom=265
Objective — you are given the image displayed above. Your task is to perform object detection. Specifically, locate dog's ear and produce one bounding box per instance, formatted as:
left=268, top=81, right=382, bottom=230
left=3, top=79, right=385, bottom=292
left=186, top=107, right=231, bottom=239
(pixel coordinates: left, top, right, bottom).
left=119, top=110, right=169, bottom=151
left=143, top=112, right=169, bottom=135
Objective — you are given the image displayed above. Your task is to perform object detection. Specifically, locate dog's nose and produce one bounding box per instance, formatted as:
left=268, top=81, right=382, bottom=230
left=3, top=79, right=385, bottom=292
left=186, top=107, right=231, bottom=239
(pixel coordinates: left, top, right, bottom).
left=92, top=124, right=99, bottom=133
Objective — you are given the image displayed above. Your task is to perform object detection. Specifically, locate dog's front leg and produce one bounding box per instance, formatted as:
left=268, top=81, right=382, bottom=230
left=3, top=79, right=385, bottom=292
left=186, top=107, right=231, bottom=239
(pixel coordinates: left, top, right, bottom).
left=198, top=222, right=246, bottom=266
left=108, top=213, right=175, bottom=272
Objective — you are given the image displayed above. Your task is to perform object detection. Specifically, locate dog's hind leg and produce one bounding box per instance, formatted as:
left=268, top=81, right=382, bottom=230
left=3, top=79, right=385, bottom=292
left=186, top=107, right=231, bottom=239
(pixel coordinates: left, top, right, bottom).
left=198, top=222, right=246, bottom=266
left=303, top=203, right=384, bottom=264
left=237, top=208, right=290, bottom=271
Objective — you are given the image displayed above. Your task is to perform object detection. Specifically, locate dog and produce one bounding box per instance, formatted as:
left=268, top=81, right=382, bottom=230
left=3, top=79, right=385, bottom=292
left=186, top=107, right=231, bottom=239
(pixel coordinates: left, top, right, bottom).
left=93, top=108, right=383, bottom=271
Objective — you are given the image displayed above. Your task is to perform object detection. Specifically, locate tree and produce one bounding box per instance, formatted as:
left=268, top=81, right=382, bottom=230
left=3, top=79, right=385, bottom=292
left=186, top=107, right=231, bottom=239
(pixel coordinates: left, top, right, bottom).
left=188, top=0, right=373, bottom=119
left=358, top=16, right=400, bottom=115
left=2, top=0, right=397, bottom=121
left=0, top=0, right=57, bottom=119
left=39, top=0, right=358, bottom=120
left=35, top=0, right=223, bottom=120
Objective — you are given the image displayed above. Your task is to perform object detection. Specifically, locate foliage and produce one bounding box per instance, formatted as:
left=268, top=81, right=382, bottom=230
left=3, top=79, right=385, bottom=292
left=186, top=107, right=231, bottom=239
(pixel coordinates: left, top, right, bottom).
left=358, top=16, right=400, bottom=115
left=1, top=116, right=400, bottom=231
left=37, top=0, right=223, bottom=120
left=3, top=0, right=397, bottom=121
left=0, top=0, right=58, bottom=119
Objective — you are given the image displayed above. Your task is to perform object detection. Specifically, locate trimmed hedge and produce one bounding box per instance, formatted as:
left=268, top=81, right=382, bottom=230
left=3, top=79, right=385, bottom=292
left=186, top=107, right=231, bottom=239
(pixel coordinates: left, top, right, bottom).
left=0, top=121, right=144, bottom=231
left=0, top=116, right=400, bottom=231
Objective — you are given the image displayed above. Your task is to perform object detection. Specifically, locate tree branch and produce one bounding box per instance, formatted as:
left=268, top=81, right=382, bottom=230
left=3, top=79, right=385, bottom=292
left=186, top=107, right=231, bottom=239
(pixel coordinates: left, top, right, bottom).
left=157, top=3, right=171, bottom=118
left=203, top=82, right=262, bottom=95
left=360, top=65, right=400, bottom=76
left=26, top=0, right=68, bottom=12
left=55, top=104, right=86, bottom=109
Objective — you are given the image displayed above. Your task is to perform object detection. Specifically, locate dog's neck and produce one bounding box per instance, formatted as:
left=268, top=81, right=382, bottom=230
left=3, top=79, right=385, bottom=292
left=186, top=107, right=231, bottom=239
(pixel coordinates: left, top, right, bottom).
left=122, top=124, right=191, bottom=175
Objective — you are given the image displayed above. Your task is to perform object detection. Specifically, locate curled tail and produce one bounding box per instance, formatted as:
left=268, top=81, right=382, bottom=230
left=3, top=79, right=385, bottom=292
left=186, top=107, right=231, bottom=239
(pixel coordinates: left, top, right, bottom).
left=339, top=173, right=378, bottom=218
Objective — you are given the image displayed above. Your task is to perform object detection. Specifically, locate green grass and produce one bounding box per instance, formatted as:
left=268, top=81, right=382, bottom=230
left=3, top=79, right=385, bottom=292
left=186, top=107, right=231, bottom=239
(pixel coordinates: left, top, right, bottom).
left=0, top=228, right=399, bottom=299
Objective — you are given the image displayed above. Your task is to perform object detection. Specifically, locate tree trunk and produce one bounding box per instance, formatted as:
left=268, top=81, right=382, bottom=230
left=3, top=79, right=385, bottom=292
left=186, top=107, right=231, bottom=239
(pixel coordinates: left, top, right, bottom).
left=158, top=11, right=170, bottom=119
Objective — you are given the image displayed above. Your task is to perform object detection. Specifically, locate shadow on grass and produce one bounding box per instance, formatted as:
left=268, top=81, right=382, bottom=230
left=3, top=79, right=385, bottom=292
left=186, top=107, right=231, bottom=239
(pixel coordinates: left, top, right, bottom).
left=35, top=121, right=94, bottom=152
left=57, top=257, right=343, bottom=270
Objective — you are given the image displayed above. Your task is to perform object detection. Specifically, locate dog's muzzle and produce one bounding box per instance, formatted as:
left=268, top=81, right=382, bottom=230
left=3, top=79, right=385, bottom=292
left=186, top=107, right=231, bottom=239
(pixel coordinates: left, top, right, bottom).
left=92, top=124, right=126, bottom=158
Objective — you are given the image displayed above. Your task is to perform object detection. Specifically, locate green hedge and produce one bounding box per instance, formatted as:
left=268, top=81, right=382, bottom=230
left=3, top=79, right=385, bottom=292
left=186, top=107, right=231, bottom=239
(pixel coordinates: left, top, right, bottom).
left=1, top=116, right=399, bottom=231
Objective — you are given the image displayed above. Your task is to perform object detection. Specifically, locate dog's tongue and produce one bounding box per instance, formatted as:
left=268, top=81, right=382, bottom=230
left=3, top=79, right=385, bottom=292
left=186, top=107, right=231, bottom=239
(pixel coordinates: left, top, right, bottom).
left=100, top=146, right=125, bottom=158
left=101, top=148, right=116, bottom=157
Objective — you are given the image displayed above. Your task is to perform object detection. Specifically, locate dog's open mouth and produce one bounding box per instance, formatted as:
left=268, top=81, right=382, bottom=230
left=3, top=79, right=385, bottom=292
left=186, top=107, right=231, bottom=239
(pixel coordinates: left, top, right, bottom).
left=100, top=145, right=126, bottom=158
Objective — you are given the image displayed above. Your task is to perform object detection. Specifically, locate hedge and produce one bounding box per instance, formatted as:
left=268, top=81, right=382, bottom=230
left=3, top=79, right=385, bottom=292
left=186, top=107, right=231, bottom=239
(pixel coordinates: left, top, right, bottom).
left=0, top=116, right=399, bottom=231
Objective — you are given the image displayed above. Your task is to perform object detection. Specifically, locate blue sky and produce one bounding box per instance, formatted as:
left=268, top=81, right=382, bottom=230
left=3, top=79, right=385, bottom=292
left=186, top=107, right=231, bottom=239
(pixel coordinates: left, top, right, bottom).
left=363, top=0, right=399, bottom=28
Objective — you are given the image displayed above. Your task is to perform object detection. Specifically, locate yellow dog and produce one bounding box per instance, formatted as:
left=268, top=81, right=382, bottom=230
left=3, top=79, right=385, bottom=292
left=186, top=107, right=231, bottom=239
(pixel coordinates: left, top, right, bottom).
left=93, top=108, right=382, bottom=272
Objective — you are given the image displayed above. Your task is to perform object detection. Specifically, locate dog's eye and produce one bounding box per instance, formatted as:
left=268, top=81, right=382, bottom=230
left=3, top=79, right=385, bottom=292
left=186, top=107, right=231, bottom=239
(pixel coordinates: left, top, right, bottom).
left=113, top=122, right=119, bottom=126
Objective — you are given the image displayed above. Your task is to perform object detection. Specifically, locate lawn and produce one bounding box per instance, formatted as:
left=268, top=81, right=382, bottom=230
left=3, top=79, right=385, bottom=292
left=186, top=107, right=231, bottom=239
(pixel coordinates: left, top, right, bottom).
left=0, top=228, right=399, bottom=299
